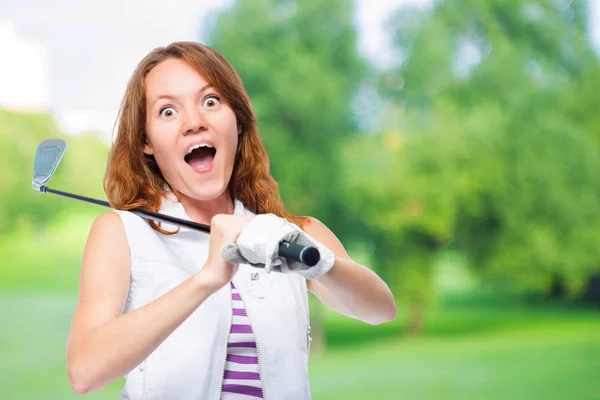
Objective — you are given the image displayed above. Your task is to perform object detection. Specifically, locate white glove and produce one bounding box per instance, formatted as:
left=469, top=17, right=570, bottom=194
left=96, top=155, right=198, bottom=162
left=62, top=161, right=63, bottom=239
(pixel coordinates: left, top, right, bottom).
left=220, top=214, right=335, bottom=280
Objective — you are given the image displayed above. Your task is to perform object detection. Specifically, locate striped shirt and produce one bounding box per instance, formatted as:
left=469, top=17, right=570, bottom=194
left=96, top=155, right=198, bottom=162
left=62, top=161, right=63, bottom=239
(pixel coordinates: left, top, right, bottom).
left=221, top=282, right=264, bottom=399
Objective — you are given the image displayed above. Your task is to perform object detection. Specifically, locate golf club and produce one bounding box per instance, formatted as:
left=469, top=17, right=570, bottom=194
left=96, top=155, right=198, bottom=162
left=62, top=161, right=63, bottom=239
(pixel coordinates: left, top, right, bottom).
left=32, top=138, right=320, bottom=267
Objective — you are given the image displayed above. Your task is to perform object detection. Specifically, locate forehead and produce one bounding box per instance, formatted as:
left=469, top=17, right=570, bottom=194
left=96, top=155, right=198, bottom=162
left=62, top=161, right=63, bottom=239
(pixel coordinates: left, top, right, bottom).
left=145, top=58, right=209, bottom=100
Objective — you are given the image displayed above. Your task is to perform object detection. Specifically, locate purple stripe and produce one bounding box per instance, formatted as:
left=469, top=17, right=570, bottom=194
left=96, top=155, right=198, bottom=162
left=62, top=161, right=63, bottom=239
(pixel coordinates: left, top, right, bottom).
left=232, top=308, right=247, bottom=316
left=226, top=354, right=259, bottom=364
left=228, top=341, right=257, bottom=348
left=232, top=293, right=242, bottom=301
left=222, top=384, right=263, bottom=398
left=231, top=324, right=253, bottom=334
left=224, top=370, right=261, bottom=380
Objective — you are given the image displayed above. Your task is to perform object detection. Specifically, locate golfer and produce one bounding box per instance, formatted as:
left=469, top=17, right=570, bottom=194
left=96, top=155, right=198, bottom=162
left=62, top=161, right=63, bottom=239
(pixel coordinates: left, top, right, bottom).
left=65, top=41, right=396, bottom=400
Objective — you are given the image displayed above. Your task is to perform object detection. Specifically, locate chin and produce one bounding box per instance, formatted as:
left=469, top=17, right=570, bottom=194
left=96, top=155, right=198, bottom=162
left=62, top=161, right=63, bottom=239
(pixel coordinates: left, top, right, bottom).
left=184, top=179, right=230, bottom=202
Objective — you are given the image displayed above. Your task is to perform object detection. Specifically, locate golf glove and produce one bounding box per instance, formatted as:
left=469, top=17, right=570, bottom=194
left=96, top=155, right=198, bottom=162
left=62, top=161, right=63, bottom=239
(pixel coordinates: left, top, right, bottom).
left=220, top=214, right=335, bottom=280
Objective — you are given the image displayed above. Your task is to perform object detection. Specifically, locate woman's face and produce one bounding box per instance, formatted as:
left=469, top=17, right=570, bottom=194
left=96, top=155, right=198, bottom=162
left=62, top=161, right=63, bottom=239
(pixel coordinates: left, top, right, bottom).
left=144, top=58, right=240, bottom=201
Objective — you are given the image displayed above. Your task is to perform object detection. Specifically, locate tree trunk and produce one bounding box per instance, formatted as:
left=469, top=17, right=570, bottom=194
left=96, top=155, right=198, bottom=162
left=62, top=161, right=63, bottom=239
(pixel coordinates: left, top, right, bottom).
left=407, top=303, right=424, bottom=336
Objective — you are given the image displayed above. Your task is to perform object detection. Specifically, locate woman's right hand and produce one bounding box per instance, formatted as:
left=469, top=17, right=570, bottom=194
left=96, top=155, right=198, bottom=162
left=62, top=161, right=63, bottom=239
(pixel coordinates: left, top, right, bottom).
left=199, top=214, right=254, bottom=291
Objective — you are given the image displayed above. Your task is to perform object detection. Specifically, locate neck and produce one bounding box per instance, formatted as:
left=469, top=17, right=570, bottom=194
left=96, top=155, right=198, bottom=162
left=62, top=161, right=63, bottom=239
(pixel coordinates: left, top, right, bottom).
left=178, top=191, right=235, bottom=226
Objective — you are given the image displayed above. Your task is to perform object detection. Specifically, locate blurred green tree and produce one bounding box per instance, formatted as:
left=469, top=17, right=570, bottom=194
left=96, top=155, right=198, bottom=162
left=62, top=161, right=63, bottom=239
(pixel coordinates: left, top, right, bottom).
left=208, top=0, right=368, bottom=347
left=348, top=0, right=600, bottom=332
left=0, top=109, right=108, bottom=235
left=208, top=0, right=366, bottom=235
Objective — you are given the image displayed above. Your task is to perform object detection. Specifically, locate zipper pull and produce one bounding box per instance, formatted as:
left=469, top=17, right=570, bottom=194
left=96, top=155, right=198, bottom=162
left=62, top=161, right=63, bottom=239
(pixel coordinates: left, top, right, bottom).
left=307, top=325, right=312, bottom=353
left=250, top=272, right=265, bottom=299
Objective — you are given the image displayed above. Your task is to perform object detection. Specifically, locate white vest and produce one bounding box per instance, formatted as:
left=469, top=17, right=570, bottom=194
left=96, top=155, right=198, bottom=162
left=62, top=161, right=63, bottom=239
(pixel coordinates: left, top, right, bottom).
left=114, top=194, right=311, bottom=400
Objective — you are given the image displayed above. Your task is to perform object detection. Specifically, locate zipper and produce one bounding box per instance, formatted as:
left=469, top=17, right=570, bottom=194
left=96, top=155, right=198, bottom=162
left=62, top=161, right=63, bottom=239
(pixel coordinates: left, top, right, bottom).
left=217, top=283, right=234, bottom=400
left=307, top=325, right=312, bottom=355
left=139, top=359, right=148, bottom=400
left=237, top=274, right=266, bottom=399
left=302, top=280, right=311, bottom=357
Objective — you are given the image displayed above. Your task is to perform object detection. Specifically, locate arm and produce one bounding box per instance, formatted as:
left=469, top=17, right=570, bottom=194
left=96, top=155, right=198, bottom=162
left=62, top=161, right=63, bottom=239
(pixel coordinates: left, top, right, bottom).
left=303, top=217, right=396, bottom=325
left=66, top=212, right=226, bottom=395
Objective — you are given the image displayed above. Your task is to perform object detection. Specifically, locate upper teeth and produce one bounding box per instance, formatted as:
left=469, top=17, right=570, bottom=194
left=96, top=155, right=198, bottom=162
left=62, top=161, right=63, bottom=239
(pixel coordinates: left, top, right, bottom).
left=187, top=143, right=214, bottom=154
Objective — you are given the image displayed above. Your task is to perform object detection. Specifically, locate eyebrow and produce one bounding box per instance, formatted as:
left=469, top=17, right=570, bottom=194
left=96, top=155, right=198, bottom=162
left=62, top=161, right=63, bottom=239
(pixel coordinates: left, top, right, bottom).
left=152, top=83, right=213, bottom=106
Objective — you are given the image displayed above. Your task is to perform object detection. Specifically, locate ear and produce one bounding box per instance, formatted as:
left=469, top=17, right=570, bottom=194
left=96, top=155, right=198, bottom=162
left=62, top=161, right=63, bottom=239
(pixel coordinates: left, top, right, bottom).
left=143, top=141, right=154, bottom=155
left=237, top=123, right=243, bottom=135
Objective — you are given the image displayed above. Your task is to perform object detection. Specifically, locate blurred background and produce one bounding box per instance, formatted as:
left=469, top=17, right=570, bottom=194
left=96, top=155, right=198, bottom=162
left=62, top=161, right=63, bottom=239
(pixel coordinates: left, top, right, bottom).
left=1, top=0, right=600, bottom=398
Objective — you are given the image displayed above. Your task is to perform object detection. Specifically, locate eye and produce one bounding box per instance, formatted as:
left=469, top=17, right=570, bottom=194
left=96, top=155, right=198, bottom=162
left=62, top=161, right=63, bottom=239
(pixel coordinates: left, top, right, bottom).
left=159, top=106, right=176, bottom=118
left=202, top=95, right=220, bottom=108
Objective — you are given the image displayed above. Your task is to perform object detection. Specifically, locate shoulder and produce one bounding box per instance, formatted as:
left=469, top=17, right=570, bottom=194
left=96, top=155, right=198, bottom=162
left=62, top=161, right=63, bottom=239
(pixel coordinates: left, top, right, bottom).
left=86, top=211, right=134, bottom=256
left=301, top=216, right=329, bottom=236
left=82, top=211, right=131, bottom=275
left=91, top=211, right=124, bottom=233
left=302, top=217, right=350, bottom=259
left=105, top=210, right=155, bottom=250
left=87, top=211, right=128, bottom=248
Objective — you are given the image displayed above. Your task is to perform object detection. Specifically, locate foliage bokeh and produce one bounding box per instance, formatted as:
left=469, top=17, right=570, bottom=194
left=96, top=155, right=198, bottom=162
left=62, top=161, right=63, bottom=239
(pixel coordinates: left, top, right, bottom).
left=1, top=0, right=599, bottom=398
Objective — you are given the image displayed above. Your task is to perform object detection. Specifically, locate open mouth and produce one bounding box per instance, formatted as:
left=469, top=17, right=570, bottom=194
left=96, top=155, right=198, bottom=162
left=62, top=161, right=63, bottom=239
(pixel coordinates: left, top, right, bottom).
left=184, top=145, right=217, bottom=171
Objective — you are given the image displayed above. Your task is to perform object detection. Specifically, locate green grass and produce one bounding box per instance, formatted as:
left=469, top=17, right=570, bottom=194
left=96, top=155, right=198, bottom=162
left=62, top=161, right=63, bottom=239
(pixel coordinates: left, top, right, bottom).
left=310, top=323, right=600, bottom=399
left=0, top=292, right=123, bottom=399
left=0, top=291, right=598, bottom=399
left=320, top=287, right=600, bottom=347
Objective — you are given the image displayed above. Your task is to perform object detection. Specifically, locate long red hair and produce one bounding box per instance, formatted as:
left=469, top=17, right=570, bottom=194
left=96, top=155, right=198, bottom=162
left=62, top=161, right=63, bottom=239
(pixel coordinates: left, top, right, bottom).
left=104, top=41, right=308, bottom=233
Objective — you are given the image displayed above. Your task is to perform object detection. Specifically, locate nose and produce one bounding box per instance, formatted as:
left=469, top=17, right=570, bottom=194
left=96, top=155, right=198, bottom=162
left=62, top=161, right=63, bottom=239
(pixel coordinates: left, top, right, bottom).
left=182, top=106, right=208, bottom=135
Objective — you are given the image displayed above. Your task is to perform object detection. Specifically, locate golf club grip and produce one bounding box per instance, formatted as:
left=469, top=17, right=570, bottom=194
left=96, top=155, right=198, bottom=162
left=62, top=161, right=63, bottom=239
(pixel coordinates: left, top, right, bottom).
left=41, top=186, right=320, bottom=266
left=278, top=241, right=320, bottom=267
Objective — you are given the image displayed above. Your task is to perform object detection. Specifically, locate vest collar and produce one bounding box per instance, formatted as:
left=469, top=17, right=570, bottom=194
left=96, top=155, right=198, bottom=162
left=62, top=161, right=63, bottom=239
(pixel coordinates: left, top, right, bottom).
left=159, top=191, right=248, bottom=229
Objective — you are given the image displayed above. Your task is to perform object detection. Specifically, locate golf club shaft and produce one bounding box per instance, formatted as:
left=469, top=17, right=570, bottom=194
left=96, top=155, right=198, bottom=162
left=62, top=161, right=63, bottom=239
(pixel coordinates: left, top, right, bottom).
left=39, top=185, right=320, bottom=266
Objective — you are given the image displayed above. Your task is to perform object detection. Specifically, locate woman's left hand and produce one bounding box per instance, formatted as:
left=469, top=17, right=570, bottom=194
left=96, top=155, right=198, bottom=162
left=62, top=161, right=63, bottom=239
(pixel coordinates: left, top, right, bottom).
left=221, top=214, right=335, bottom=279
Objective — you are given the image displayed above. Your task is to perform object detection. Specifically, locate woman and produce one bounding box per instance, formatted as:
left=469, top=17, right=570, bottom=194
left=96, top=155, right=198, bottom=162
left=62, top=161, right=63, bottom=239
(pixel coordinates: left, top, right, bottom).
left=66, top=41, right=395, bottom=399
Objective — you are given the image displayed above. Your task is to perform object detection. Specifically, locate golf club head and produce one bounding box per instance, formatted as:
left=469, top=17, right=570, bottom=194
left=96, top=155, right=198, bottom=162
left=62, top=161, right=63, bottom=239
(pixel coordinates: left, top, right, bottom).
left=32, top=138, right=67, bottom=191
